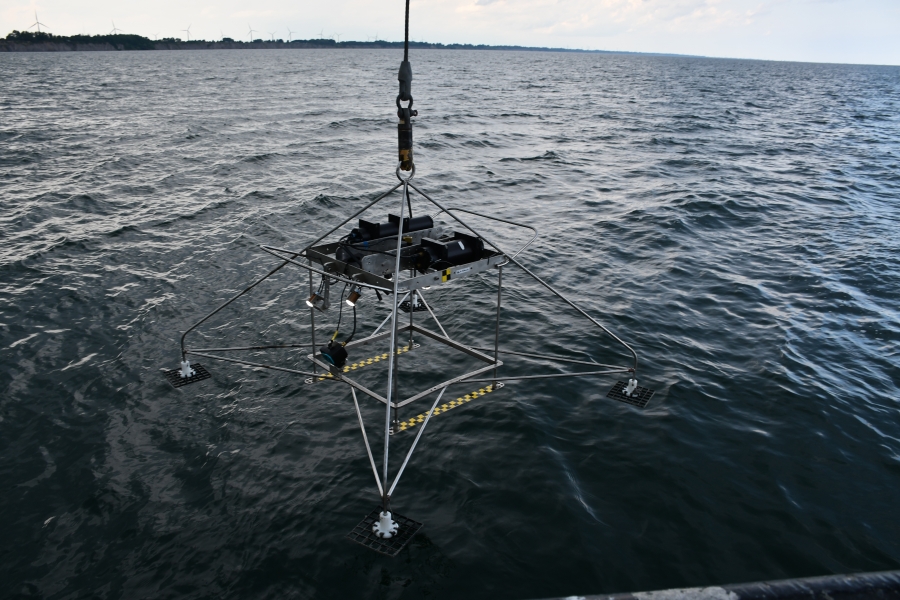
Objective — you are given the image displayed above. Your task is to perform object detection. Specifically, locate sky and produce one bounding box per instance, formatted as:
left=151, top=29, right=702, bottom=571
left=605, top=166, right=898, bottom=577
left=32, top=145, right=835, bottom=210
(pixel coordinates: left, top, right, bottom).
left=3, top=0, right=899, bottom=65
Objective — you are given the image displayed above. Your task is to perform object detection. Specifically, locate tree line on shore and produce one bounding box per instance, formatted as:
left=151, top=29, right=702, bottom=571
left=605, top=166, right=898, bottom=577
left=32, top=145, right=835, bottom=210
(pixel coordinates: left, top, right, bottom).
left=5, top=30, right=157, bottom=50
left=3, top=29, right=605, bottom=53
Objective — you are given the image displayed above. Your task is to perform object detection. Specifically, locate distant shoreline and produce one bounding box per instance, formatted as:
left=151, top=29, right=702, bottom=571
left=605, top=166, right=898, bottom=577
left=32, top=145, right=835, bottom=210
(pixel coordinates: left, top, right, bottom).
left=0, top=31, right=689, bottom=57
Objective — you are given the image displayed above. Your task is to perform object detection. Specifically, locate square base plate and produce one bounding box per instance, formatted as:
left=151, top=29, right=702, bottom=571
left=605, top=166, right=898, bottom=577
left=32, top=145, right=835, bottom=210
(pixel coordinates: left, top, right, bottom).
left=607, top=380, right=654, bottom=408
left=163, top=363, right=211, bottom=388
left=346, top=508, right=423, bottom=557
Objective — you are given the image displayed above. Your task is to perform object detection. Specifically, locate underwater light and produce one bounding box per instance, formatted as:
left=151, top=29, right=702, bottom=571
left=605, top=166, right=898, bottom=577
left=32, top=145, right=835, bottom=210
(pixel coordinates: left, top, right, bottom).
left=346, top=286, right=362, bottom=307
left=307, top=293, right=326, bottom=310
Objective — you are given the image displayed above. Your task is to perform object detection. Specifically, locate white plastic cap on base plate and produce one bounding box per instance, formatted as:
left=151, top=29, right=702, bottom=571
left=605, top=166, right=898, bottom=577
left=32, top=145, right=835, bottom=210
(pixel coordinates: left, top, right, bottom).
left=179, top=360, right=196, bottom=378
left=624, top=378, right=638, bottom=397
left=372, top=511, right=399, bottom=538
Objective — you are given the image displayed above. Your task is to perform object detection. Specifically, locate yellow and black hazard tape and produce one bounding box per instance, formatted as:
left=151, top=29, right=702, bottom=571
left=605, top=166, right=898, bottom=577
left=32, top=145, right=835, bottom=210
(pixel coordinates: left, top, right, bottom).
left=305, top=343, right=420, bottom=383
left=396, top=382, right=505, bottom=433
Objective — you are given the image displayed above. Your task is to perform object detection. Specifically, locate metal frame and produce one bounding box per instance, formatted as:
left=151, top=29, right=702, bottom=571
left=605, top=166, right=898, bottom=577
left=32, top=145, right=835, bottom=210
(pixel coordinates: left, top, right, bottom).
left=299, top=321, right=503, bottom=408
left=172, top=169, right=644, bottom=535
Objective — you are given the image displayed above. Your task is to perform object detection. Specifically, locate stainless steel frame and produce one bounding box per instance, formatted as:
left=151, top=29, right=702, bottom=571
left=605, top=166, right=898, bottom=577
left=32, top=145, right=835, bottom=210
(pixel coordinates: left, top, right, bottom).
left=173, top=170, right=643, bottom=519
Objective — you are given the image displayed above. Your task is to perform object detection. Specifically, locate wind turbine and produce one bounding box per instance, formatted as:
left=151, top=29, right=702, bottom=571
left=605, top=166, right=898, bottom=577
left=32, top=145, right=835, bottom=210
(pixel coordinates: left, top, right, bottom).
left=268, top=31, right=276, bottom=41
left=317, top=29, right=324, bottom=39
left=248, top=25, right=257, bottom=42
left=286, top=27, right=294, bottom=42
left=109, top=21, right=122, bottom=35
left=29, top=12, right=49, bottom=33
left=181, top=24, right=191, bottom=41
left=333, top=32, right=342, bottom=43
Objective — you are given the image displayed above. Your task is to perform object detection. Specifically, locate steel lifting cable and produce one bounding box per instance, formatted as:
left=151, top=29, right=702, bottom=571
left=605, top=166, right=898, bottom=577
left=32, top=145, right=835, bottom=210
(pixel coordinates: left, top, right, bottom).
left=404, top=0, right=410, bottom=61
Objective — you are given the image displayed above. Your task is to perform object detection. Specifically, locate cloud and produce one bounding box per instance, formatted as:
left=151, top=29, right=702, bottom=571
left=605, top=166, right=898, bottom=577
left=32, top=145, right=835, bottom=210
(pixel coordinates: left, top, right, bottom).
left=0, top=0, right=897, bottom=64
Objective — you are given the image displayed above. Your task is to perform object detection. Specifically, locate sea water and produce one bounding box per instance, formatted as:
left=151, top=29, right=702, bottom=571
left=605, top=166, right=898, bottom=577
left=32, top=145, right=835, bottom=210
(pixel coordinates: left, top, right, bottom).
left=1, top=49, right=899, bottom=599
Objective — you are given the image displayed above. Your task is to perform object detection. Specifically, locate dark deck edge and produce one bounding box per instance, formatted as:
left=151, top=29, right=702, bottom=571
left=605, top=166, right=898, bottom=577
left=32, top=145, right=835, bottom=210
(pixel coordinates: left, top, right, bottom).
left=535, top=570, right=900, bottom=600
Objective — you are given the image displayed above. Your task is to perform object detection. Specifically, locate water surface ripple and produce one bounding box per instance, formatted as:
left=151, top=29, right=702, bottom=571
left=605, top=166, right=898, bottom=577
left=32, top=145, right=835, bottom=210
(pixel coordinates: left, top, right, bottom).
left=1, top=50, right=899, bottom=600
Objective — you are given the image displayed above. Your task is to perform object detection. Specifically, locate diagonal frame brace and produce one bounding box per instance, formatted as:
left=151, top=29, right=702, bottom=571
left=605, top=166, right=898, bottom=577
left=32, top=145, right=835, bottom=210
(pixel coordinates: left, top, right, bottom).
left=411, top=181, right=639, bottom=375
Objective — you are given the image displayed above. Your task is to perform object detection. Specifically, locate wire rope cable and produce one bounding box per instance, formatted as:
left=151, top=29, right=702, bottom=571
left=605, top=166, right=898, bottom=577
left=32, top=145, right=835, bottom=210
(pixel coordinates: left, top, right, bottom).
left=404, top=0, right=410, bottom=61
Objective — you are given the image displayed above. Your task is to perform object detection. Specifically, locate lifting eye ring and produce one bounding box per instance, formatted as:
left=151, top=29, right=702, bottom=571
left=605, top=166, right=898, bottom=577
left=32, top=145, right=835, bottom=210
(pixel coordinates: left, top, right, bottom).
left=396, top=95, right=414, bottom=111
left=396, top=163, right=416, bottom=182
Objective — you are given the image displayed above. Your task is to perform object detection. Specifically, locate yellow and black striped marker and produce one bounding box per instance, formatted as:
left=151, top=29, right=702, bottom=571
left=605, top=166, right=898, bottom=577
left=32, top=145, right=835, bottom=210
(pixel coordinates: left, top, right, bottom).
left=440, top=268, right=452, bottom=282
left=396, top=383, right=503, bottom=432
left=310, top=344, right=415, bottom=382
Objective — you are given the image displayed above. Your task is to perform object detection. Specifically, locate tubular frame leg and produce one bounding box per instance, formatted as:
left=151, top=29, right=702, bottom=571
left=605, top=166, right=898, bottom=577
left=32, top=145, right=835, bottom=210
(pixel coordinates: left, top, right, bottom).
left=180, top=181, right=401, bottom=358
left=409, top=290, right=415, bottom=348
left=387, top=387, right=447, bottom=497
left=392, top=336, right=400, bottom=432
left=351, top=388, right=384, bottom=498
left=411, top=181, right=639, bottom=374
left=417, top=290, right=450, bottom=340
left=309, top=259, right=317, bottom=374
left=180, top=257, right=295, bottom=358
left=493, top=265, right=502, bottom=386
left=381, top=178, right=409, bottom=510
left=373, top=292, right=409, bottom=336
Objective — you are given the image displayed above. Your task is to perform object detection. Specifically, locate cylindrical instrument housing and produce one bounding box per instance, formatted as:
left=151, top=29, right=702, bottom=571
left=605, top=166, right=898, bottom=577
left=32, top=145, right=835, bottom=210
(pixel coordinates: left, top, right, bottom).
left=398, top=116, right=413, bottom=171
